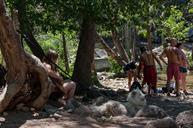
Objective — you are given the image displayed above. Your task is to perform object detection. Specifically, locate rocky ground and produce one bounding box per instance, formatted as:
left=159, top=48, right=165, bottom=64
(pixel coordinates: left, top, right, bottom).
left=1, top=72, right=193, bottom=128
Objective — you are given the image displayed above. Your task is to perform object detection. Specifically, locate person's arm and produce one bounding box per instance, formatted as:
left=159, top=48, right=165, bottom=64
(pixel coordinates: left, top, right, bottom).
left=152, top=52, right=163, bottom=70
left=43, top=63, right=64, bottom=82
left=159, top=49, right=168, bottom=65
left=137, top=57, right=144, bottom=79
left=181, top=50, right=189, bottom=67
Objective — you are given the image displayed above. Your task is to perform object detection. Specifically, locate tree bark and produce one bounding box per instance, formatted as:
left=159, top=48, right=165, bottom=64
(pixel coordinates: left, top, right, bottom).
left=61, top=33, right=70, bottom=73
left=72, top=19, right=96, bottom=92
left=14, top=0, right=45, bottom=60
left=0, top=0, right=51, bottom=112
left=23, top=31, right=45, bottom=61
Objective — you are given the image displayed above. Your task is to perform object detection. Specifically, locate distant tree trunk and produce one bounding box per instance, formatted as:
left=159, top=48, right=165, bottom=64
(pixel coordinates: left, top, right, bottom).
left=61, top=33, right=70, bottom=73
left=0, top=0, right=51, bottom=112
left=147, top=24, right=152, bottom=50
left=96, top=33, right=126, bottom=66
left=72, top=19, right=96, bottom=92
left=128, top=26, right=133, bottom=60
left=122, top=23, right=130, bottom=59
left=111, top=29, right=129, bottom=63
left=131, top=27, right=137, bottom=61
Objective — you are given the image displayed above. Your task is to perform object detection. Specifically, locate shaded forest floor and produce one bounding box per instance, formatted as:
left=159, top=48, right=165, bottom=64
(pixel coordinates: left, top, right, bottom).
left=1, top=72, right=193, bottom=128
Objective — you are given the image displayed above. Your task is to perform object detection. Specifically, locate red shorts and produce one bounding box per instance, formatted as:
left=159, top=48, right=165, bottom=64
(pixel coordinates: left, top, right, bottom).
left=167, top=63, right=180, bottom=81
left=143, top=65, right=157, bottom=87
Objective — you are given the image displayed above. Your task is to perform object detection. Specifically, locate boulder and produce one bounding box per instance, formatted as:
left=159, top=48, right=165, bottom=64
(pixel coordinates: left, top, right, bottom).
left=135, top=105, right=168, bottom=119
left=145, top=117, right=177, bottom=128
left=176, top=110, right=193, bottom=128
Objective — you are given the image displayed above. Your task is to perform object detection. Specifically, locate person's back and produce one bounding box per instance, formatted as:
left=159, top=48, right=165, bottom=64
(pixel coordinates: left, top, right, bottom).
left=138, top=47, right=162, bottom=95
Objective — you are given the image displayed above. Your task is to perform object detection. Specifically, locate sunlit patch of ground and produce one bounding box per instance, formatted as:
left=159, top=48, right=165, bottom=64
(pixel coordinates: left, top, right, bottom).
left=157, top=71, right=193, bottom=90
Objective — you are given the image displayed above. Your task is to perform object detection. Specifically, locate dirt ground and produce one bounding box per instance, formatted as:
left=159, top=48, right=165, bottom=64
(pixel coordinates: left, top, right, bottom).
left=1, top=72, right=193, bottom=128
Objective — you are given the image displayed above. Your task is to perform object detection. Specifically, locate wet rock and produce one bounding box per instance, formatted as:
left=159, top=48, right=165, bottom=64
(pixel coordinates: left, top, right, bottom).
left=176, top=110, right=193, bottom=128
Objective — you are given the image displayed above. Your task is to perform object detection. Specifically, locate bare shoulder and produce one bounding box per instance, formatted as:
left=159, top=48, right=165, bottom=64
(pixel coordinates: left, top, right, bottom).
left=43, top=62, right=51, bottom=70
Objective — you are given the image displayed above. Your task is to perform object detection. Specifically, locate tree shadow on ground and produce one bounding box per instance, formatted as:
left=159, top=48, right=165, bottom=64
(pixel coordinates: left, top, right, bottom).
left=0, top=109, right=143, bottom=128
left=0, top=111, right=41, bottom=128
left=147, top=94, right=193, bottom=119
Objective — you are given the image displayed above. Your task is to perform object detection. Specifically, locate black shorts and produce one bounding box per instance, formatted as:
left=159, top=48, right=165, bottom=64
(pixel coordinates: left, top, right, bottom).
left=179, top=66, right=187, bottom=73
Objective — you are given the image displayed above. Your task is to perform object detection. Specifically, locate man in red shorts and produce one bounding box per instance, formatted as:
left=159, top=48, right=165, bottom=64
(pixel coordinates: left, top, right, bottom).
left=160, top=38, right=181, bottom=96
left=138, top=46, right=162, bottom=95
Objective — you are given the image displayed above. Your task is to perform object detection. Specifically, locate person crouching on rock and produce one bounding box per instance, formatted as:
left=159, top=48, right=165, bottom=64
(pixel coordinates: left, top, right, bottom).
left=43, top=49, right=76, bottom=109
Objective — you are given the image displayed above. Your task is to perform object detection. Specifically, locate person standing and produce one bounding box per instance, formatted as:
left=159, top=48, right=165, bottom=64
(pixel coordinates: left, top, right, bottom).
left=160, top=38, right=181, bottom=96
left=123, top=61, right=138, bottom=90
left=138, top=46, right=162, bottom=95
left=176, top=42, right=189, bottom=95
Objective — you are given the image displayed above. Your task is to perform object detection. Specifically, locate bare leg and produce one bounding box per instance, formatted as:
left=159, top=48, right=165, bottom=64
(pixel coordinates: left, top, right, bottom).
left=128, top=71, right=132, bottom=90
left=175, top=80, right=180, bottom=96
left=181, top=73, right=187, bottom=92
left=63, top=80, right=76, bottom=102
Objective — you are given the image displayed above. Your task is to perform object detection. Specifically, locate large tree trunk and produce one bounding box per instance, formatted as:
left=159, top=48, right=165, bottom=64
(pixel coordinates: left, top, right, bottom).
left=23, top=31, right=45, bottom=61
left=72, top=19, right=96, bottom=92
left=14, top=0, right=45, bottom=60
left=0, top=0, right=51, bottom=112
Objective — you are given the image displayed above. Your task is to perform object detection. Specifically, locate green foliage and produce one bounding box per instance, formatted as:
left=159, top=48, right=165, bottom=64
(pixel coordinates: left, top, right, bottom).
left=187, top=52, right=193, bottom=68
left=23, top=32, right=78, bottom=76
left=6, top=0, right=193, bottom=74
left=108, top=57, right=122, bottom=74
left=160, top=6, right=190, bottom=40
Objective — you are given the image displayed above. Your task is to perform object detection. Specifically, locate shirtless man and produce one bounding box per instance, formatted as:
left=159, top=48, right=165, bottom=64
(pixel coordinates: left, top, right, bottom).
left=43, top=49, right=76, bottom=107
left=160, top=38, right=181, bottom=96
left=138, top=46, right=162, bottom=95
